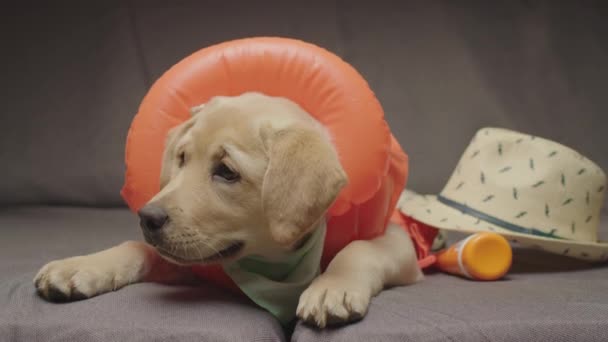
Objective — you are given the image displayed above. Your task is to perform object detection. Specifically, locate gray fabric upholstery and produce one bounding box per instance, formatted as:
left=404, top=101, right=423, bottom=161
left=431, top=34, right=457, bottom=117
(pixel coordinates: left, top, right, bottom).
left=0, top=207, right=285, bottom=342
left=0, top=4, right=147, bottom=206
left=2, top=207, right=607, bottom=341
left=1, top=1, right=606, bottom=207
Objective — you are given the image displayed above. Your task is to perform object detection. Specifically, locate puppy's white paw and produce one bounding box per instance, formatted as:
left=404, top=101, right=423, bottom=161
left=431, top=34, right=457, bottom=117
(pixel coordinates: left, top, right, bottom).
left=297, top=276, right=371, bottom=328
left=34, top=256, right=128, bottom=302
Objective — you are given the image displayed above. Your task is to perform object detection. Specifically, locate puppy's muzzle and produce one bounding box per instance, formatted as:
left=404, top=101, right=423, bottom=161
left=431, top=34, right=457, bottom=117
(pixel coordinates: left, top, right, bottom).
left=138, top=204, right=169, bottom=235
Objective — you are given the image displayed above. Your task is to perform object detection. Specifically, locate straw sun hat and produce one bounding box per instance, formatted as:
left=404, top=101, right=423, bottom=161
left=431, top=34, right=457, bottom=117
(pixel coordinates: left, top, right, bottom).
left=398, top=128, right=607, bottom=262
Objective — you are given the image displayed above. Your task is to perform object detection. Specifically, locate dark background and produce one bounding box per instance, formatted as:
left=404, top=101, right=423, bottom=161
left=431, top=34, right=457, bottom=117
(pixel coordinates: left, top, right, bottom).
left=1, top=1, right=606, bottom=208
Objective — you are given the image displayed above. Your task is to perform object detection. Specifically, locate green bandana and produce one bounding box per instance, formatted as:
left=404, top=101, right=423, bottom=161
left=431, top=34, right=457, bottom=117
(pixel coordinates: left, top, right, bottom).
left=223, top=223, right=326, bottom=325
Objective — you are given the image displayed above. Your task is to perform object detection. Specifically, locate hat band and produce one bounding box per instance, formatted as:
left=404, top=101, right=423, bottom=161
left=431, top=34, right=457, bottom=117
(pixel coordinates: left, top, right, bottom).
left=437, top=195, right=567, bottom=240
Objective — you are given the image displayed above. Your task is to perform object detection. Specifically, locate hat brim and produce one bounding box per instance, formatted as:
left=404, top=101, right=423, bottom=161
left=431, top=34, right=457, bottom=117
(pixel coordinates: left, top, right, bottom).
left=398, top=191, right=608, bottom=262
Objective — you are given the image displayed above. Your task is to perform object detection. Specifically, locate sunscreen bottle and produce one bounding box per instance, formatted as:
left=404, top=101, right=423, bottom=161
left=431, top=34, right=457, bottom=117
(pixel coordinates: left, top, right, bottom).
left=435, top=232, right=512, bottom=281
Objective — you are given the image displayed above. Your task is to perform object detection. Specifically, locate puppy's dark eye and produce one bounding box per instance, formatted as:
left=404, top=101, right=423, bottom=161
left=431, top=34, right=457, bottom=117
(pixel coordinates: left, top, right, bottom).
left=178, top=152, right=186, bottom=168
left=213, top=162, right=240, bottom=183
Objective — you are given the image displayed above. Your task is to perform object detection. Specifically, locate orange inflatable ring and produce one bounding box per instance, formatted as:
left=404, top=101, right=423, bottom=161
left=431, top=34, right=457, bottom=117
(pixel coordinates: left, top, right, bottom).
left=121, top=37, right=408, bottom=278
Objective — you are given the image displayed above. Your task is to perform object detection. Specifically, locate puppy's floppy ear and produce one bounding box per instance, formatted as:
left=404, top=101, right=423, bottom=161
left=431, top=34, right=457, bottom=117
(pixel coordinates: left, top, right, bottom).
left=159, top=116, right=197, bottom=188
left=260, top=123, right=347, bottom=247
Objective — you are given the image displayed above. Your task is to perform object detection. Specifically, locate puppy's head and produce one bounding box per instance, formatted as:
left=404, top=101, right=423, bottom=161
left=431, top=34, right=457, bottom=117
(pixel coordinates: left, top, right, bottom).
left=138, top=93, right=347, bottom=265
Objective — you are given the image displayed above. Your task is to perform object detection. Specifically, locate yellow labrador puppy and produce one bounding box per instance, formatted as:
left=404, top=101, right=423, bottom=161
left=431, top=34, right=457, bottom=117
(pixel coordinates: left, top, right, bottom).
left=34, top=92, right=422, bottom=327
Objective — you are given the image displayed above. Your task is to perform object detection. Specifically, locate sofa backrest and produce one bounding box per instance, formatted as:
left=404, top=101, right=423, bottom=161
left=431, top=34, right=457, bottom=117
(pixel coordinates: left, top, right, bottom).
left=1, top=1, right=606, bottom=209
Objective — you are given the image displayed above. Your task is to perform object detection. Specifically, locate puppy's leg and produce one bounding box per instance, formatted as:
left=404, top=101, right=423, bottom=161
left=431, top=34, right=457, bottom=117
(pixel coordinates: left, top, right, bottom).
left=34, top=241, right=190, bottom=302
left=297, top=223, right=422, bottom=328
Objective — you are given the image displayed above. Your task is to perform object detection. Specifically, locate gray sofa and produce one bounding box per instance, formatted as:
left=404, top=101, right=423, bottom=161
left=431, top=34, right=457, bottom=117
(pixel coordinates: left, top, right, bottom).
left=1, top=2, right=607, bottom=341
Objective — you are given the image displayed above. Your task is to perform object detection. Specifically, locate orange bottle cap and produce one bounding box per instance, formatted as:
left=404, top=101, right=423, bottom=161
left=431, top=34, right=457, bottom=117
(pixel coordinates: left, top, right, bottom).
left=461, top=232, right=512, bottom=280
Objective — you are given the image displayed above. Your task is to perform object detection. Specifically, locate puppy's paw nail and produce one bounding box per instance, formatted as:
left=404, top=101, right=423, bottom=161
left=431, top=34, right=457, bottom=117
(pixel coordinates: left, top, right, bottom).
left=46, top=284, right=71, bottom=302
left=71, top=289, right=89, bottom=301
left=343, top=291, right=369, bottom=319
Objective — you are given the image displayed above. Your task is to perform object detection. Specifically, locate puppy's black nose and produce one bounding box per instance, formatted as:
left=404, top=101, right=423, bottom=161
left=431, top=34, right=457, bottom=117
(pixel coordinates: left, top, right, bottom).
left=138, top=205, right=169, bottom=232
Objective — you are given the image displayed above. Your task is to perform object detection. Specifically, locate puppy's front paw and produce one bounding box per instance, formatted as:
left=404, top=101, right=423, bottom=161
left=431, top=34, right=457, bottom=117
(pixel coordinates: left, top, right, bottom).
left=297, top=276, right=371, bottom=328
left=34, top=256, right=124, bottom=302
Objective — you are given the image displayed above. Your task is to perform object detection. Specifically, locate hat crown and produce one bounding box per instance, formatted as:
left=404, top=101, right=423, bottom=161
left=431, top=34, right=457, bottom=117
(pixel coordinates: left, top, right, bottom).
left=441, top=128, right=606, bottom=243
